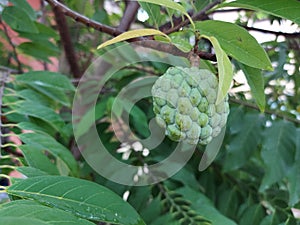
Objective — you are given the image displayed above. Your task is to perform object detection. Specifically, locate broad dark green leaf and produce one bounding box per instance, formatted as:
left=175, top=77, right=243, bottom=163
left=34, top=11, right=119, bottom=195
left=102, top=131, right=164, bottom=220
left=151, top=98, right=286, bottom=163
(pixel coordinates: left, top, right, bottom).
left=0, top=200, right=95, bottom=225
left=2, top=6, right=38, bottom=33
left=31, top=85, right=71, bottom=107
left=238, top=63, right=266, bottom=112
left=224, top=113, right=264, bottom=171
left=260, top=120, right=297, bottom=191
left=195, top=20, right=272, bottom=70
left=287, top=128, right=300, bottom=206
left=17, top=89, right=54, bottom=108
left=19, top=145, right=60, bottom=175
left=176, top=186, right=237, bottom=225
left=0, top=217, right=48, bottom=225
left=7, top=176, right=146, bottom=225
left=224, top=0, right=300, bottom=25
left=18, top=42, right=59, bottom=62
left=19, top=133, right=78, bottom=176
left=18, top=121, right=53, bottom=136
left=9, top=0, right=36, bottom=20
left=239, top=204, right=265, bottom=225
left=16, top=167, right=49, bottom=177
left=16, top=71, right=75, bottom=92
left=14, top=101, right=65, bottom=132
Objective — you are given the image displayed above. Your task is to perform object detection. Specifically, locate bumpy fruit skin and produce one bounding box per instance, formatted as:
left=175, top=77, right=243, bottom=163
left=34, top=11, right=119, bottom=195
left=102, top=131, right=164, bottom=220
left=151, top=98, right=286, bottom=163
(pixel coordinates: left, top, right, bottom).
left=152, top=66, right=229, bottom=145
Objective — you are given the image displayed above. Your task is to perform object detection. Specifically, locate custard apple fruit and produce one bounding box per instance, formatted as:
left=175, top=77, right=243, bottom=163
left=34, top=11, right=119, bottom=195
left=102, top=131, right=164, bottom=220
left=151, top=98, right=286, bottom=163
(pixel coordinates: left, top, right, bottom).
left=152, top=66, right=229, bottom=145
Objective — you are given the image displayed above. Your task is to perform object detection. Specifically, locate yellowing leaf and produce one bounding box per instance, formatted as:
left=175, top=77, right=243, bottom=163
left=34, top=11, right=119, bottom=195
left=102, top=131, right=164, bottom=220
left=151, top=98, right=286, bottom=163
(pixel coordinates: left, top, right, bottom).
left=201, top=35, right=233, bottom=104
left=97, top=29, right=170, bottom=49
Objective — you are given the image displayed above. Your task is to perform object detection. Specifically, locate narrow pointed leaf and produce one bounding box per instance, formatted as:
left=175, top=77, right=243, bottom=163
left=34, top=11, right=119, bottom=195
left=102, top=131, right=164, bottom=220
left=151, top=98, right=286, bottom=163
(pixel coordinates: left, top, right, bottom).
left=287, top=128, right=300, bottom=206
left=19, top=145, right=60, bottom=175
left=14, top=101, right=65, bottom=132
left=16, top=167, right=49, bottom=177
left=19, top=133, right=78, bottom=176
left=7, top=176, right=146, bottom=225
left=196, top=20, right=272, bottom=70
left=97, top=29, right=171, bottom=49
left=224, top=113, right=264, bottom=171
left=2, top=6, right=38, bottom=33
left=238, top=63, right=266, bottom=112
left=9, top=0, right=36, bottom=20
left=15, top=71, right=75, bottom=92
left=137, top=0, right=195, bottom=29
left=0, top=200, right=95, bottom=225
left=224, top=0, right=300, bottom=25
left=201, top=35, right=233, bottom=104
left=260, top=120, right=297, bottom=191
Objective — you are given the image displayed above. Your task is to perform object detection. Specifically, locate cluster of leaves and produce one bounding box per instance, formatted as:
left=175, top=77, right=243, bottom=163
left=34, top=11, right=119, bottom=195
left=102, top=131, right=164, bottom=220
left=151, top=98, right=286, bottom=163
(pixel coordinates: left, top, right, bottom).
left=1, top=0, right=300, bottom=225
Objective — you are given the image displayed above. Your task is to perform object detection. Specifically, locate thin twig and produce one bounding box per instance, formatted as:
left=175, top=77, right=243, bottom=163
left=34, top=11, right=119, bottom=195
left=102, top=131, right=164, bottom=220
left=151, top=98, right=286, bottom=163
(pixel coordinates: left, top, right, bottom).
left=50, top=1, right=82, bottom=78
left=229, top=98, right=300, bottom=124
left=242, top=25, right=300, bottom=38
left=0, top=19, right=23, bottom=73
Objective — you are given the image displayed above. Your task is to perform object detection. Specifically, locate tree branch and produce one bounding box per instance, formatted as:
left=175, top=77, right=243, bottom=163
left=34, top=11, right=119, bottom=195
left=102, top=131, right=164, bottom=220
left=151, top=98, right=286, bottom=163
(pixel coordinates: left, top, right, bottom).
left=118, top=1, right=140, bottom=32
left=44, top=0, right=217, bottom=61
left=229, top=98, right=300, bottom=125
left=242, top=25, right=300, bottom=38
left=50, top=1, right=81, bottom=78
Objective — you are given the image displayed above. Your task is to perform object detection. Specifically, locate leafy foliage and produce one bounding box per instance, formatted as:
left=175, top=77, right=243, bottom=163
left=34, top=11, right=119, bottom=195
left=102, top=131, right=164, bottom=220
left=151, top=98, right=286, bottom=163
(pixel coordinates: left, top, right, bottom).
left=1, top=0, right=300, bottom=225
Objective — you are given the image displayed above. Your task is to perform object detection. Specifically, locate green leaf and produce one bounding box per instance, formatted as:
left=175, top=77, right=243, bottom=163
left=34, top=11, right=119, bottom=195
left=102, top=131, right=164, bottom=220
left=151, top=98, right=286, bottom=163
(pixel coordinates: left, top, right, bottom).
left=9, top=0, right=36, bottom=20
left=2, top=6, right=38, bottom=33
left=260, top=120, right=297, bottom=191
left=169, top=31, right=193, bottom=53
left=224, top=0, right=300, bottom=25
left=30, top=85, right=71, bottom=107
left=0, top=200, right=95, bottom=225
left=17, top=42, right=59, bottom=62
left=16, top=167, right=49, bottom=177
left=0, top=217, right=48, bottom=225
left=17, top=89, right=54, bottom=108
left=196, top=20, right=272, bottom=70
left=238, top=63, right=266, bottom=112
left=139, top=2, right=163, bottom=28
left=7, top=176, right=146, bottom=225
left=19, top=145, right=60, bottom=175
left=14, top=101, right=65, bottom=132
left=224, top=113, right=264, bottom=171
left=135, top=0, right=195, bottom=29
left=97, top=29, right=171, bottom=49
left=176, top=186, right=237, bottom=225
left=201, top=35, right=233, bottom=104
left=19, top=133, right=78, bottom=176
left=15, top=71, right=75, bottom=91
left=239, top=204, right=265, bottom=225
left=287, top=128, right=300, bottom=206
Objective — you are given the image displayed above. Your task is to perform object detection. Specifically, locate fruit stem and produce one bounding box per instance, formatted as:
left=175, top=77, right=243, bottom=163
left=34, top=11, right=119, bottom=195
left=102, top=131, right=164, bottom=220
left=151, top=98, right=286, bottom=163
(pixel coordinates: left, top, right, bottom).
left=188, top=52, right=200, bottom=68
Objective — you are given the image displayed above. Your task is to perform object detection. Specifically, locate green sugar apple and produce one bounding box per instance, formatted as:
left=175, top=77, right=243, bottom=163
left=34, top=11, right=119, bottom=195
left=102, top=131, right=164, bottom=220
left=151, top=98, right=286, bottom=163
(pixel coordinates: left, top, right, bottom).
left=152, top=66, right=229, bottom=145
